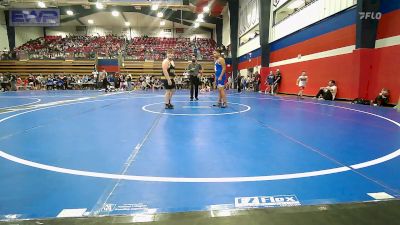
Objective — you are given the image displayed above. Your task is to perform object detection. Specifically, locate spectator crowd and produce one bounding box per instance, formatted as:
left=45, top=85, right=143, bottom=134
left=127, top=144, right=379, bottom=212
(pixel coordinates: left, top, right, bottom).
left=1, top=35, right=216, bottom=61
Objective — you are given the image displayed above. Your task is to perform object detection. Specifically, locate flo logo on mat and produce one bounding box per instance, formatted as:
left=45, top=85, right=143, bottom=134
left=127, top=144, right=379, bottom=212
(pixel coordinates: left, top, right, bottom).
left=235, top=195, right=301, bottom=208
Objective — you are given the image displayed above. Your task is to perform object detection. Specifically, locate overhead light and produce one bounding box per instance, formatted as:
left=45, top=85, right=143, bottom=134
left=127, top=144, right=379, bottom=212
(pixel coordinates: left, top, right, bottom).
left=37, top=1, right=46, bottom=8
left=125, top=21, right=130, bottom=26
left=203, top=6, right=210, bottom=13
left=151, top=5, right=159, bottom=10
left=112, top=10, right=120, bottom=16
left=66, top=10, right=74, bottom=16
left=96, top=2, right=104, bottom=9
left=157, top=12, right=163, bottom=17
left=198, top=14, right=204, bottom=19
left=194, top=22, right=200, bottom=28
left=287, top=0, right=304, bottom=9
left=88, top=19, right=94, bottom=24
left=160, top=20, right=165, bottom=26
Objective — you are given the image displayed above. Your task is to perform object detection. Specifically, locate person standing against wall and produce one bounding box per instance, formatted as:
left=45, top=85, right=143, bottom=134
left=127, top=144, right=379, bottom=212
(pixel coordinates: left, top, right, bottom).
left=100, top=69, right=107, bottom=90
left=10, top=74, right=17, bottom=91
left=265, top=71, right=275, bottom=94
left=273, top=69, right=282, bottom=94
left=187, top=55, right=203, bottom=101
left=227, top=75, right=232, bottom=90
left=237, top=72, right=242, bottom=93
left=126, top=74, right=132, bottom=91
left=92, top=68, right=99, bottom=89
left=102, top=74, right=110, bottom=92
left=254, top=71, right=261, bottom=92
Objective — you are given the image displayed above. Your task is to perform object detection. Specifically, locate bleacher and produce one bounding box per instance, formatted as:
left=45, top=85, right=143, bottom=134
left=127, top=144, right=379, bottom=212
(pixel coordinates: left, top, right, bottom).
left=0, top=60, right=95, bottom=75
left=11, top=36, right=216, bottom=61
left=121, top=60, right=215, bottom=79
left=0, top=60, right=216, bottom=80
left=0, top=36, right=217, bottom=82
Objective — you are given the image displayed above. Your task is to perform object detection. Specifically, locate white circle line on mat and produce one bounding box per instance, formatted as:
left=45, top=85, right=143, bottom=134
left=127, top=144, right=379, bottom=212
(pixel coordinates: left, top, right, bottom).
left=142, top=101, right=251, bottom=116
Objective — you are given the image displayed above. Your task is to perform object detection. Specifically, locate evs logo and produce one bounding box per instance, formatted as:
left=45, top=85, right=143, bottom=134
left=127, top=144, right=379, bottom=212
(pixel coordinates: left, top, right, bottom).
left=10, top=9, right=60, bottom=26
left=235, top=195, right=301, bottom=208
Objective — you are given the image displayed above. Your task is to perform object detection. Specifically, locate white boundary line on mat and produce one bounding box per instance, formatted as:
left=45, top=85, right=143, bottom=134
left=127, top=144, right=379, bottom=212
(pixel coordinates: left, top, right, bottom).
left=0, top=97, right=41, bottom=110
left=0, top=96, right=399, bottom=182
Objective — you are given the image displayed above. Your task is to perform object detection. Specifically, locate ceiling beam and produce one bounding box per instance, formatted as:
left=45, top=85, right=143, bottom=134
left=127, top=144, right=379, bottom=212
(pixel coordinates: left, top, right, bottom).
left=61, top=12, right=97, bottom=24
left=60, top=6, right=99, bottom=23
left=76, top=18, right=85, bottom=26
left=138, top=7, right=214, bottom=32
left=58, top=5, right=214, bottom=32
left=121, top=12, right=128, bottom=22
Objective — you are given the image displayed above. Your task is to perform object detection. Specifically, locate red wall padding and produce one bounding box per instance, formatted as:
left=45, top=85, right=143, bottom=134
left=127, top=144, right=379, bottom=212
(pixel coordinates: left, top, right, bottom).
left=377, top=9, right=400, bottom=39
left=241, top=10, right=400, bottom=103
left=238, top=56, right=261, bottom=70
left=369, top=45, right=400, bottom=103
left=259, top=46, right=400, bottom=104
left=261, top=52, right=359, bottom=99
left=270, top=25, right=356, bottom=63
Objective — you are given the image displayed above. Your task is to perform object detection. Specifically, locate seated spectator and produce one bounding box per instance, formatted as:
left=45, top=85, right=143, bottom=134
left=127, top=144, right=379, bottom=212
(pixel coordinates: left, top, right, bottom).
left=153, top=79, right=163, bottom=90
left=372, top=88, right=390, bottom=106
left=56, top=77, right=64, bottom=89
left=46, top=77, right=54, bottom=90
left=315, top=80, right=337, bottom=100
left=0, top=73, right=10, bottom=92
left=141, top=81, right=149, bottom=90
left=200, top=84, right=211, bottom=93
left=114, top=74, right=121, bottom=89
left=126, top=74, right=132, bottom=91
left=28, top=74, right=35, bottom=88
left=102, top=75, right=111, bottom=92
left=119, top=75, right=126, bottom=91
left=35, top=75, right=42, bottom=90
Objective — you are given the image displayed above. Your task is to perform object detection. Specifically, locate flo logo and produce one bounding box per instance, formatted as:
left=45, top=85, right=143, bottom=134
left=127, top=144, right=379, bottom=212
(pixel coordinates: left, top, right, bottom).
left=235, top=195, right=301, bottom=208
left=273, top=0, right=280, bottom=7
left=359, top=12, right=382, bottom=20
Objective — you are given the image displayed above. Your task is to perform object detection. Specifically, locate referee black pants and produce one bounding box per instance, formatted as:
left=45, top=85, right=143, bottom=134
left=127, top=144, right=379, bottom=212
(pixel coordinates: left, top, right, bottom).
left=190, top=76, right=200, bottom=99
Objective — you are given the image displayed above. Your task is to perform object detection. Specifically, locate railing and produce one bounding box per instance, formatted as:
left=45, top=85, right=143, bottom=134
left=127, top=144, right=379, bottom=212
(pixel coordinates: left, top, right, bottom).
left=0, top=51, right=213, bottom=62
left=273, top=0, right=320, bottom=26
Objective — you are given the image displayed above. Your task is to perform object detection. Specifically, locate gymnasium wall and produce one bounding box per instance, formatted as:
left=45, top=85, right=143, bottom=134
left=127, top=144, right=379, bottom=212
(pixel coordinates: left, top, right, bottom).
left=236, top=1, right=400, bottom=104
left=46, top=26, right=80, bottom=37
left=0, top=10, right=9, bottom=51
left=263, top=7, right=358, bottom=99
left=15, top=27, right=44, bottom=47
left=365, top=0, right=400, bottom=103
left=270, top=0, right=356, bottom=42
left=236, top=0, right=356, bottom=59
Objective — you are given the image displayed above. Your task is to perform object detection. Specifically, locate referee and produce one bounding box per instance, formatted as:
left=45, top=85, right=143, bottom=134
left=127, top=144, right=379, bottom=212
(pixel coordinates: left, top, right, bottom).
left=187, top=55, right=203, bottom=101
